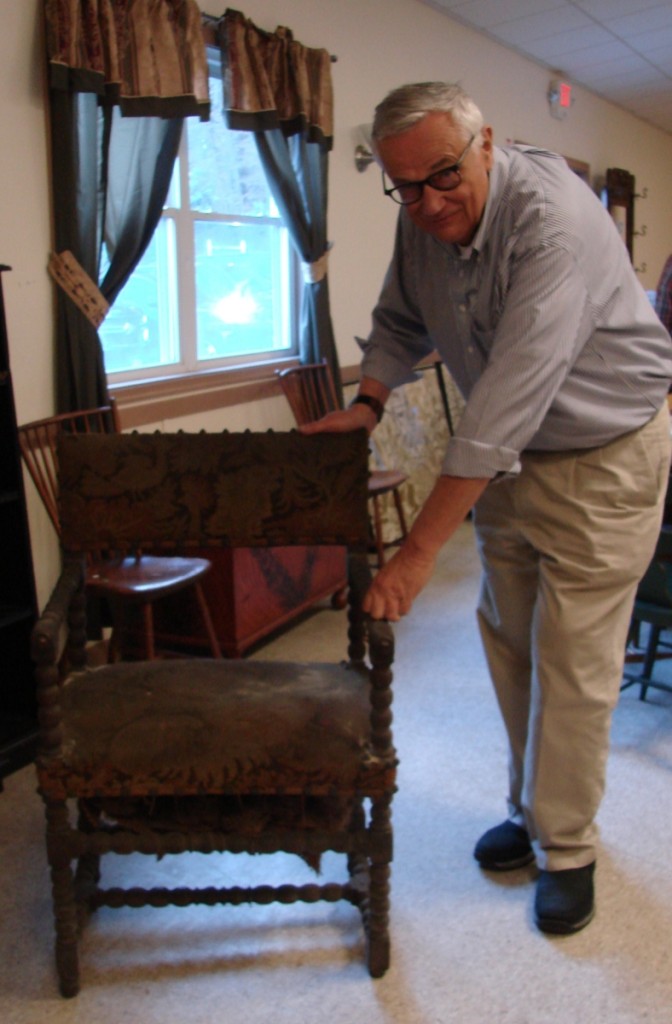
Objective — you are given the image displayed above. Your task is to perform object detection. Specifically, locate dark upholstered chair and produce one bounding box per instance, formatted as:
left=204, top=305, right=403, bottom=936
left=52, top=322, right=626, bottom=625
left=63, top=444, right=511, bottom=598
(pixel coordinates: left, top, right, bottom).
left=18, top=402, right=220, bottom=660
left=31, top=430, right=396, bottom=996
left=276, top=362, right=408, bottom=567
left=623, top=525, right=672, bottom=701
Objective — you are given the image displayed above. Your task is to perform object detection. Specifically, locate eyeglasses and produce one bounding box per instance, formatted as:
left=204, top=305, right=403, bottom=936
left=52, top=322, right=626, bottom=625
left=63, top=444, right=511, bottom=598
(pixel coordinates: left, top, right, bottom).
left=382, top=135, right=476, bottom=205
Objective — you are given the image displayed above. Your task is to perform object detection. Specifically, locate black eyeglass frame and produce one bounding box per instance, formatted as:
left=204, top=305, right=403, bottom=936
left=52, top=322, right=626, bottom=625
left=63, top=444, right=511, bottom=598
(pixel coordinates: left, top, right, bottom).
left=382, top=134, right=476, bottom=205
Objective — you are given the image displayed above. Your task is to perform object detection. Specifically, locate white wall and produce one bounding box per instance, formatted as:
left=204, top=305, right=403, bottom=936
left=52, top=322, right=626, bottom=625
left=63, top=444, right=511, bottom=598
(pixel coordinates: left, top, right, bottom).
left=1, top=0, right=58, bottom=602
left=4, top=0, right=672, bottom=604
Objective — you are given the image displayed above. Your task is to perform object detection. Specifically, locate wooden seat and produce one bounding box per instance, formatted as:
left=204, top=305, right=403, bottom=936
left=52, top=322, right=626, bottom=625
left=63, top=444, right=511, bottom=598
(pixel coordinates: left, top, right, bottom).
left=18, top=402, right=221, bottom=660
left=276, top=362, right=408, bottom=567
left=31, top=429, right=396, bottom=995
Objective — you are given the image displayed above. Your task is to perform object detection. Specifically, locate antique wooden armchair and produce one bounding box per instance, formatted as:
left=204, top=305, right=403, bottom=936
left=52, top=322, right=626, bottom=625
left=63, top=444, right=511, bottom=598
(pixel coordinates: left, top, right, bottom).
left=18, top=402, right=221, bottom=659
left=31, top=429, right=396, bottom=996
left=276, top=362, right=408, bottom=567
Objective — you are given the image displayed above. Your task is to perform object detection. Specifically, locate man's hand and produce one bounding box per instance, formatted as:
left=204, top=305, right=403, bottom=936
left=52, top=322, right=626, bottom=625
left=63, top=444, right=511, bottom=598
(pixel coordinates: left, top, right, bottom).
left=363, top=541, right=436, bottom=621
left=363, top=473, right=491, bottom=620
left=299, top=405, right=376, bottom=434
left=299, top=376, right=391, bottom=435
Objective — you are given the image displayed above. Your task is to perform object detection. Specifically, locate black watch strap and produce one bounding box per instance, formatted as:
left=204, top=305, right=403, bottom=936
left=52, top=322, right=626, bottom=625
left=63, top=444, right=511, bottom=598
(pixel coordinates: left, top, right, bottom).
left=349, top=394, right=385, bottom=423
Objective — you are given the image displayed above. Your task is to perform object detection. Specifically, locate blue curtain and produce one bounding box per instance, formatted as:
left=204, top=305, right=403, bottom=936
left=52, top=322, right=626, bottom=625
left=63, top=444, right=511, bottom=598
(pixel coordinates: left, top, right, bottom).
left=44, top=0, right=207, bottom=413
left=49, top=93, right=182, bottom=412
left=219, top=8, right=341, bottom=401
left=255, top=131, right=342, bottom=400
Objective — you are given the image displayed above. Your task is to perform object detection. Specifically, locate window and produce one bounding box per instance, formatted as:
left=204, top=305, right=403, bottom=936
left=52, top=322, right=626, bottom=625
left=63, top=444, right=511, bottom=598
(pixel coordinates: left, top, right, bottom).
left=100, top=51, right=297, bottom=383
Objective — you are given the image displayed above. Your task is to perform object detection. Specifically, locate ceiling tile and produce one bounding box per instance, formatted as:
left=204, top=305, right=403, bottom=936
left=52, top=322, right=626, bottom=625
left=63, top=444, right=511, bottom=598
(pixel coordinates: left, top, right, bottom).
left=580, top=56, right=663, bottom=83
left=572, top=0, right=665, bottom=19
left=609, top=3, right=672, bottom=37
left=450, top=0, right=560, bottom=30
left=647, top=54, right=672, bottom=76
left=494, top=8, right=594, bottom=46
left=531, top=33, right=631, bottom=64
left=626, top=26, right=672, bottom=51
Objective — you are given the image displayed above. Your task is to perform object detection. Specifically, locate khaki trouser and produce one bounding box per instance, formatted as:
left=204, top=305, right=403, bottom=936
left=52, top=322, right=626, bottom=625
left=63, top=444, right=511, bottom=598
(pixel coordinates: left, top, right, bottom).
left=472, top=403, right=671, bottom=870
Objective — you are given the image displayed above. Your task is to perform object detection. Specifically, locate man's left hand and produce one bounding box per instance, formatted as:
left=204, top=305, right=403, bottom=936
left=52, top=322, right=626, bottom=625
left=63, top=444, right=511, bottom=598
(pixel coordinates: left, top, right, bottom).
left=363, top=542, right=437, bottom=621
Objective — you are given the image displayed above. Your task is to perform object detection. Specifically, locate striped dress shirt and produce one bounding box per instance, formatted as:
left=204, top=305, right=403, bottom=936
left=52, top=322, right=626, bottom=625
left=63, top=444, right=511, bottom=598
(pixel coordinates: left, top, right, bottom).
left=361, top=145, right=672, bottom=478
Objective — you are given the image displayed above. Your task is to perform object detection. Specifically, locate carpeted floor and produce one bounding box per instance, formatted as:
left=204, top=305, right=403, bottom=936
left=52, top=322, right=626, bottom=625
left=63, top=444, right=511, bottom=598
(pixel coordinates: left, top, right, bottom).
left=1, top=521, right=671, bottom=1023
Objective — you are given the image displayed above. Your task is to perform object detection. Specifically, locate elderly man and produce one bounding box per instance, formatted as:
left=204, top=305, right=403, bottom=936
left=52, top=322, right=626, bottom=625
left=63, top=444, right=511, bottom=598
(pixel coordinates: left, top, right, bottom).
left=304, top=82, right=672, bottom=934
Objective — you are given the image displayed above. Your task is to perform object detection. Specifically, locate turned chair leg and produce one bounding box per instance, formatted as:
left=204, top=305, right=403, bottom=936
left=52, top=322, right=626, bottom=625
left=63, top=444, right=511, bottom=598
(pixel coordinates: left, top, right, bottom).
left=392, top=487, right=408, bottom=542
left=365, top=793, right=393, bottom=978
left=367, top=861, right=391, bottom=978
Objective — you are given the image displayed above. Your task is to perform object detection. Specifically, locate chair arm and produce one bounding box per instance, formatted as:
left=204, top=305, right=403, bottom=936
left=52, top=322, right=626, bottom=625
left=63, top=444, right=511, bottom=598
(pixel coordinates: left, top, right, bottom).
left=348, top=552, right=395, bottom=669
left=31, top=557, right=85, bottom=669
left=365, top=614, right=395, bottom=762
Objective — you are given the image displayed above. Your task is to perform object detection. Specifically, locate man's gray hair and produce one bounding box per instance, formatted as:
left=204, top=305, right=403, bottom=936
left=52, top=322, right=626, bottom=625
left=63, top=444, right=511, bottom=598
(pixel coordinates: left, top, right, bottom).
left=371, top=82, right=485, bottom=146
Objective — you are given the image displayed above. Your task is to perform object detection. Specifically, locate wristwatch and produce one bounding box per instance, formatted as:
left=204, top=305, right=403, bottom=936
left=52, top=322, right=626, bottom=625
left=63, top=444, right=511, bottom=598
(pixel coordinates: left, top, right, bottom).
left=349, top=394, right=385, bottom=423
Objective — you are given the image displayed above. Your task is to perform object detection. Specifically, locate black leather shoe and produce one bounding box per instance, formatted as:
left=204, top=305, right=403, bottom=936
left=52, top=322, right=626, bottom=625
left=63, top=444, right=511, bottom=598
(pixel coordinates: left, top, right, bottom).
left=534, top=862, right=595, bottom=934
left=474, top=820, right=535, bottom=871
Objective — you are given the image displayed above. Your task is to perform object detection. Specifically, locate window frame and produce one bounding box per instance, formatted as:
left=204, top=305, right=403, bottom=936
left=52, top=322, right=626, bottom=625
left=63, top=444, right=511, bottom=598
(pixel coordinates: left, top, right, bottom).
left=109, top=25, right=301, bottom=424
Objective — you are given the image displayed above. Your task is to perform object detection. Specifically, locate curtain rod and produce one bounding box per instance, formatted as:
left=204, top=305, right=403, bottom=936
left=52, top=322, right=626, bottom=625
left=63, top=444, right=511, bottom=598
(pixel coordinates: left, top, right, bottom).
left=201, top=12, right=338, bottom=61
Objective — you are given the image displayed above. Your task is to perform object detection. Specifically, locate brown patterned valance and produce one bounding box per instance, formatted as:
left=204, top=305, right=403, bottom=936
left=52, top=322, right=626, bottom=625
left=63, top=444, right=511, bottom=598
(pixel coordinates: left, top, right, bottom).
left=44, top=0, right=210, bottom=120
left=220, top=7, right=333, bottom=148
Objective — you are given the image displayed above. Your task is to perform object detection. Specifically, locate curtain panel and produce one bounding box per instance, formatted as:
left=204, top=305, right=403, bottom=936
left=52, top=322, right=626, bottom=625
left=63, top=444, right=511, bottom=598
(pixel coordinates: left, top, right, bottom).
left=44, top=0, right=207, bottom=413
left=219, top=8, right=340, bottom=397
left=44, top=0, right=210, bottom=120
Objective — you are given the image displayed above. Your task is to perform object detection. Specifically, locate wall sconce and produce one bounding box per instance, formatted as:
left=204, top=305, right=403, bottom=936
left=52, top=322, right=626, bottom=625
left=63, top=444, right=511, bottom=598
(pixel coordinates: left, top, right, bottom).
left=354, top=124, right=375, bottom=172
left=355, top=144, right=375, bottom=172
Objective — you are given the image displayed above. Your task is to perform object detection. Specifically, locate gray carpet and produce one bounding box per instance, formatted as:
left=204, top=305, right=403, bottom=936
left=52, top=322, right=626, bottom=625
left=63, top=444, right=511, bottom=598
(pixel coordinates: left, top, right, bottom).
left=2, top=522, right=671, bottom=1023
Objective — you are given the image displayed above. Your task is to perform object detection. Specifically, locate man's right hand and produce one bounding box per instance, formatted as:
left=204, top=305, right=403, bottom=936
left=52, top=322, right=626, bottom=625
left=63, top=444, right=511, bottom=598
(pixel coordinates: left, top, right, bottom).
left=299, top=405, right=378, bottom=435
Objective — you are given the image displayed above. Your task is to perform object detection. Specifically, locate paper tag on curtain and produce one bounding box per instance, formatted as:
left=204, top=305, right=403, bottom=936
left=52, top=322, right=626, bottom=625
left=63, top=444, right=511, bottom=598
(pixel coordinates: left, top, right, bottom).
left=48, top=251, right=109, bottom=328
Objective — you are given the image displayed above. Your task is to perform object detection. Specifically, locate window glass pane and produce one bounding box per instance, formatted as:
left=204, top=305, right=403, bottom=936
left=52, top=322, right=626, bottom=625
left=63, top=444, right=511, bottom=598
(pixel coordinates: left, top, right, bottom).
left=187, top=75, right=272, bottom=218
left=194, top=219, right=291, bottom=362
left=100, top=47, right=297, bottom=382
left=99, top=219, right=179, bottom=374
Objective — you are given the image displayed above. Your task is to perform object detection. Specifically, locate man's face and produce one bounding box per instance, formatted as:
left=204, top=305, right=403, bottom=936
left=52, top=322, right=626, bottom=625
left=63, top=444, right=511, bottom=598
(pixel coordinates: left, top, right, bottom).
left=376, top=112, right=493, bottom=246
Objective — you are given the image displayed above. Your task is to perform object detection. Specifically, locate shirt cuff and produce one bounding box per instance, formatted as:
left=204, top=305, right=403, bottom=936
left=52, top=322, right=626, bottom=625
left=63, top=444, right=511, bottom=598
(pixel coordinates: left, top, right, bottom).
left=441, top=436, right=522, bottom=478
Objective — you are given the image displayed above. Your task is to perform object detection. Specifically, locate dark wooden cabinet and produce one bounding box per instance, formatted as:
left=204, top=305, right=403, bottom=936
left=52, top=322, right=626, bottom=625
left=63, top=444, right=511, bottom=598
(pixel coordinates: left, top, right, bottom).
left=0, top=265, right=38, bottom=786
left=186, top=546, right=348, bottom=656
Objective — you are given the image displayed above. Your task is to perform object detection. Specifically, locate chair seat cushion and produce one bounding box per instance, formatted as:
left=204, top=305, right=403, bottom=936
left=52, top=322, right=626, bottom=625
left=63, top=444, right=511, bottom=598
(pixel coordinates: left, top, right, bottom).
left=39, top=659, right=395, bottom=798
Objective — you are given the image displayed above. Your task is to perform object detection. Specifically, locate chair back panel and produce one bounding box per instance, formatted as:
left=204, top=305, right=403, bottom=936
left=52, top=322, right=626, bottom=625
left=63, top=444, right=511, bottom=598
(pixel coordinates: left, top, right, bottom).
left=276, top=362, right=341, bottom=425
left=58, top=430, right=370, bottom=553
left=18, top=403, right=120, bottom=535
